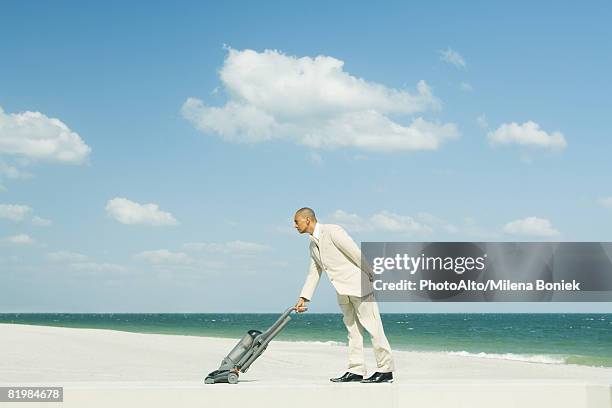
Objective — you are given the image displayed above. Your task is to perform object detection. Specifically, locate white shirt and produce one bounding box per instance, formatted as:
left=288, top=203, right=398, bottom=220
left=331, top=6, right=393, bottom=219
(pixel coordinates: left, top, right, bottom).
left=312, top=222, right=321, bottom=242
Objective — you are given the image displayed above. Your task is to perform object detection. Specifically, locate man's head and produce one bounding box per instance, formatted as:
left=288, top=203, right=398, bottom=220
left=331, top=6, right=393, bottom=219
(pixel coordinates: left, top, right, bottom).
left=294, top=207, right=317, bottom=234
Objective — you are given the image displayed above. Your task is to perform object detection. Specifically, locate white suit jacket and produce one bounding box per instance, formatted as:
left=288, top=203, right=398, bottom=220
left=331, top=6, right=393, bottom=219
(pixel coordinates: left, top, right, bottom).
left=299, top=223, right=373, bottom=300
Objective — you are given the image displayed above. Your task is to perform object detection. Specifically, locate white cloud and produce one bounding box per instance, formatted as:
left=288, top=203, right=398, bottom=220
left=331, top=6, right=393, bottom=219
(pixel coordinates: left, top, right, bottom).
left=415, top=212, right=459, bottom=234
left=476, top=114, right=489, bottom=129
left=6, top=233, right=35, bottom=244
left=440, top=48, right=466, bottom=68
left=329, top=209, right=432, bottom=235
left=133, top=246, right=270, bottom=276
left=416, top=213, right=501, bottom=239
left=599, top=197, right=612, bottom=208
left=460, top=217, right=501, bottom=239
left=460, top=82, right=473, bottom=92
left=327, top=210, right=501, bottom=239
left=488, top=121, right=567, bottom=150
left=502, top=217, right=560, bottom=237
left=182, top=240, right=271, bottom=254
left=134, top=249, right=193, bottom=264
left=182, top=48, right=459, bottom=152
left=0, top=106, right=91, bottom=164
left=0, top=203, right=51, bottom=226
left=220, top=48, right=439, bottom=116
left=31, top=216, right=52, bottom=227
left=69, top=262, right=129, bottom=273
left=371, top=211, right=434, bottom=234
left=329, top=209, right=370, bottom=232
left=0, top=204, right=32, bottom=221
left=0, top=161, right=32, bottom=180
left=105, top=197, right=178, bottom=226
left=47, top=251, right=89, bottom=262
left=45, top=251, right=130, bottom=274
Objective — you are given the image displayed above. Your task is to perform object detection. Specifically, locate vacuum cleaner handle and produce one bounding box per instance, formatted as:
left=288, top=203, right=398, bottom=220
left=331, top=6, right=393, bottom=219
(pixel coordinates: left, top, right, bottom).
left=238, top=306, right=304, bottom=372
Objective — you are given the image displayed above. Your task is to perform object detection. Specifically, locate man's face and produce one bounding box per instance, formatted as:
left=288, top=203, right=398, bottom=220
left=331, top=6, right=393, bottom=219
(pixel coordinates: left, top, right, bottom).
left=294, top=214, right=310, bottom=234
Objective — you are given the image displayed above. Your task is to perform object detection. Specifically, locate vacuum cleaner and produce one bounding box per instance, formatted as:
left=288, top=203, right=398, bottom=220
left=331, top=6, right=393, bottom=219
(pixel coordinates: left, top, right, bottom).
left=205, top=306, right=303, bottom=384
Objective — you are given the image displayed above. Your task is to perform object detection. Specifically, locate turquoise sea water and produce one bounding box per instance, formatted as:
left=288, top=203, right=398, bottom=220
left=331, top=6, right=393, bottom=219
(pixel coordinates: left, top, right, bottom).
left=1, top=313, right=611, bottom=367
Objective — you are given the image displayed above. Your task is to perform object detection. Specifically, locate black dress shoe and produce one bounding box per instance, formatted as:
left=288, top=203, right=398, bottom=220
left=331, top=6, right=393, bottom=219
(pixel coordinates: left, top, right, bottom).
left=330, top=372, right=364, bottom=382
left=361, top=372, right=393, bottom=383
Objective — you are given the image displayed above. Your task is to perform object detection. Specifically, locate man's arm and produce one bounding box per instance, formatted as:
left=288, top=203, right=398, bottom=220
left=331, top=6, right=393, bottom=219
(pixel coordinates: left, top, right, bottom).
left=298, top=256, right=322, bottom=302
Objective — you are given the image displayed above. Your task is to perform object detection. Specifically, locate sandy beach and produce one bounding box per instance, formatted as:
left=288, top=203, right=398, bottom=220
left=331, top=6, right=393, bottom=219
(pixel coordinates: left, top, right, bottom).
left=1, top=323, right=611, bottom=407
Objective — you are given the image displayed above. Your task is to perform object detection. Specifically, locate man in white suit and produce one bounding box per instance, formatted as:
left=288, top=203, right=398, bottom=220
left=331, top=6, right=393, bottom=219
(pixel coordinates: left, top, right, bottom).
left=293, top=207, right=395, bottom=383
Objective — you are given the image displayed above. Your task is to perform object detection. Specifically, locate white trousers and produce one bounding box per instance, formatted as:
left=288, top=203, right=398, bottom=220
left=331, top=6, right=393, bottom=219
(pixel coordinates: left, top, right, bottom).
left=337, top=293, right=395, bottom=375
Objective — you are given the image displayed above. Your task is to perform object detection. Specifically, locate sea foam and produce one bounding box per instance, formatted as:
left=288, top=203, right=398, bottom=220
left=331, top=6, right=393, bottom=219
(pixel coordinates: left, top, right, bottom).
left=448, top=350, right=566, bottom=364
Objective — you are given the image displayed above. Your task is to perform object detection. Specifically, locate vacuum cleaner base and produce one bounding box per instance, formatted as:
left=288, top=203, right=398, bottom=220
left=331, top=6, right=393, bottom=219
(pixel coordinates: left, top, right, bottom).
left=205, top=369, right=239, bottom=384
left=204, top=307, right=301, bottom=384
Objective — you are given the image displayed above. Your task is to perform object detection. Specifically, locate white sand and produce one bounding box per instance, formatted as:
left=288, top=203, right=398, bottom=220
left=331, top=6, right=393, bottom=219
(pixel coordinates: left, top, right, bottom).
left=1, top=323, right=611, bottom=407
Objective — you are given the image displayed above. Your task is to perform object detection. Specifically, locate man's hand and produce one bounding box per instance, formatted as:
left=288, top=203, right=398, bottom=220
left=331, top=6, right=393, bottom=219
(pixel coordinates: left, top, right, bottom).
left=294, top=297, right=308, bottom=313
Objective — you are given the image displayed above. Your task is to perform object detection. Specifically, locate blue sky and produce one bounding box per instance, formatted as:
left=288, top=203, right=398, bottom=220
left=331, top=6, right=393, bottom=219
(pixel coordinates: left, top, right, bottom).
left=1, top=1, right=611, bottom=312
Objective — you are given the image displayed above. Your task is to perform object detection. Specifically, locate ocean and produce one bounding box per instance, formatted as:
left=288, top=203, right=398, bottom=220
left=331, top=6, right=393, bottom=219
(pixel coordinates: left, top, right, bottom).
left=1, top=313, right=611, bottom=367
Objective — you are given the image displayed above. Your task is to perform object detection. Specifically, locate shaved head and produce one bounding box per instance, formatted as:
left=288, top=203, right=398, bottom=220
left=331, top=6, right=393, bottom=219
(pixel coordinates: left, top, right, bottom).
left=295, top=207, right=317, bottom=221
